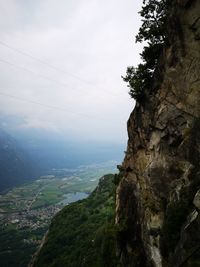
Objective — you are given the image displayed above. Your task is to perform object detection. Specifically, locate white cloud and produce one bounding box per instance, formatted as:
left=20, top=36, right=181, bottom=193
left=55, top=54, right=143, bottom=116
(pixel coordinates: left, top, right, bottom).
left=0, top=0, right=143, bottom=142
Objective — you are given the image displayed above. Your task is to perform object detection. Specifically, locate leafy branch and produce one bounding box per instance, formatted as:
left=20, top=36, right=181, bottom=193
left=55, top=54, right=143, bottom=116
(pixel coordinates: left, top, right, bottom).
left=122, top=0, right=170, bottom=101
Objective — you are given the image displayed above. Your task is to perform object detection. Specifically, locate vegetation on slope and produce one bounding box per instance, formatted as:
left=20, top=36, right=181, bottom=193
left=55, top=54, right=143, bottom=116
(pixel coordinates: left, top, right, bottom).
left=33, top=174, right=121, bottom=267
left=0, top=226, right=43, bottom=267
left=122, top=0, right=170, bottom=101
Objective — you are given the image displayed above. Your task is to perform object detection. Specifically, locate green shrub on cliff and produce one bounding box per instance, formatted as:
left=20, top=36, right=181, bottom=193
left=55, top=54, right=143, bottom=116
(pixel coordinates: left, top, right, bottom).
left=33, top=174, right=121, bottom=267
left=123, top=0, right=170, bottom=101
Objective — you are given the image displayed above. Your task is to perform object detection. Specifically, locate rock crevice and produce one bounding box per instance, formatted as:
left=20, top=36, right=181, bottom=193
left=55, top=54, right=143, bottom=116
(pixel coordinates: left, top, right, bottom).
left=116, top=1, right=200, bottom=266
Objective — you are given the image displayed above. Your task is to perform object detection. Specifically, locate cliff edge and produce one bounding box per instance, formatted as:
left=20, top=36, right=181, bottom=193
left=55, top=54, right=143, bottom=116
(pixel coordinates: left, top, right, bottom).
left=116, top=1, right=200, bottom=267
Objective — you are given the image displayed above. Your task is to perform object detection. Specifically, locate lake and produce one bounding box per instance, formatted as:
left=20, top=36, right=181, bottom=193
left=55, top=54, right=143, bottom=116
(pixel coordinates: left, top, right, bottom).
left=59, top=192, right=89, bottom=205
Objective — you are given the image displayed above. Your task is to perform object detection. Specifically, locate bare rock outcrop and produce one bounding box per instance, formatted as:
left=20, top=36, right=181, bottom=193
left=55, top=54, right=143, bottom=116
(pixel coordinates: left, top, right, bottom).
left=116, top=1, right=200, bottom=266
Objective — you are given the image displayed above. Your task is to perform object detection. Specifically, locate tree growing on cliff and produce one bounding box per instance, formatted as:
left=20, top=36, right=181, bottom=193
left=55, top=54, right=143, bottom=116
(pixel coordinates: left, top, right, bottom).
left=122, top=0, right=169, bottom=101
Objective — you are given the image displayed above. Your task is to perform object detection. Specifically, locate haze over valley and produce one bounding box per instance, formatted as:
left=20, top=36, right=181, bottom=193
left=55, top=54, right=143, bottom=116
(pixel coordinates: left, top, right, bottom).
left=0, top=0, right=145, bottom=266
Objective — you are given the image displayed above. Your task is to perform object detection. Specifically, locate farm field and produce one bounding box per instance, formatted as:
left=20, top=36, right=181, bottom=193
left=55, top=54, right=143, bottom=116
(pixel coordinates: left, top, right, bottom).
left=0, top=161, right=117, bottom=267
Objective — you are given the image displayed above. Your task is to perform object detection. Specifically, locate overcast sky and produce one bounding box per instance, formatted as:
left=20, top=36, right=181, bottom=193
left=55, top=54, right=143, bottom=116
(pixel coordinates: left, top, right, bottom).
left=0, top=0, right=143, bottom=143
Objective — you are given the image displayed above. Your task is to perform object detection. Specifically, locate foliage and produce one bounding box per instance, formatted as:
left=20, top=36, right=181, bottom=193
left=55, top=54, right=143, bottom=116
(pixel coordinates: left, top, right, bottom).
left=113, top=172, right=123, bottom=186
left=161, top=187, right=192, bottom=257
left=34, top=174, right=121, bottom=267
left=0, top=226, right=40, bottom=267
left=136, top=0, right=167, bottom=44
left=162, top=200, right=190, bottom=254
left=122, top=0, right=170, bottom=101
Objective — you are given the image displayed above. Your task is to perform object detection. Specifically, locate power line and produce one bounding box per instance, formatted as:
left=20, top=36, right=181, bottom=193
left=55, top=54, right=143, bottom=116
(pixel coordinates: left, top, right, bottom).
left=0, top=57, right=117, bottom=98
left=0, top=58, right=71, bottom=89
left=0, top=40, right=92, bottom=85
left=0, top=91, right=103, bottom=120
left=0, top=40, right=119, bottom=96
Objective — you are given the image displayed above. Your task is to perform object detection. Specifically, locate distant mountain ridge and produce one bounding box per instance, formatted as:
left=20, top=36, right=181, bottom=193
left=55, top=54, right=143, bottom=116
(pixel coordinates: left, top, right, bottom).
left=0, top=128, right=38, bottom=192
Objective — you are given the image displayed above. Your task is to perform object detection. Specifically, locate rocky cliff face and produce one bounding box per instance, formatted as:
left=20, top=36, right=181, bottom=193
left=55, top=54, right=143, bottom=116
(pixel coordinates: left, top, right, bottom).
left=116, top=1, right=200, bottom=267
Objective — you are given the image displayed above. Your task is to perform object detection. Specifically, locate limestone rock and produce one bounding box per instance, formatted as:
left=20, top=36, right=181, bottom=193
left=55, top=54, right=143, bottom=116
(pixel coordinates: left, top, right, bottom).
left=193, top=189, right=200, bottom=210
left=116, top=1, right=200, bottom=266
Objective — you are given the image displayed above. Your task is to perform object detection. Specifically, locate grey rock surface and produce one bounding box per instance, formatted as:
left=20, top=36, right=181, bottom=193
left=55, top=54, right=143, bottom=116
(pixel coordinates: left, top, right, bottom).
left=116, top=1, right=200, bottom=266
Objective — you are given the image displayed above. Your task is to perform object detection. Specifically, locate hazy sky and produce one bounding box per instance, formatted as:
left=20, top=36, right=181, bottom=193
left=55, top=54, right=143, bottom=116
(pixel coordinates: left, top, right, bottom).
left=0, top=0, right=143, bottom=143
